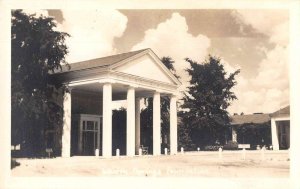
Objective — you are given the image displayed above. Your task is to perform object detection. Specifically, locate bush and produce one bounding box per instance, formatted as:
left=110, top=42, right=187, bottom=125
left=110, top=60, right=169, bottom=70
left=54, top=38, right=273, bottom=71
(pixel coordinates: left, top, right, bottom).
left=11, top=159, right=20, bottom=169
left=223, top=141, right=238, bottom=150
left=203, top=145, right=223, bottom=151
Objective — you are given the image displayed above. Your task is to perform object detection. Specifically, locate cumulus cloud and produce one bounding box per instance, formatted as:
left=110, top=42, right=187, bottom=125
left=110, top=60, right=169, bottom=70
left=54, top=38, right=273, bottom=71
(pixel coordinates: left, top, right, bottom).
left=228, top=10, right=289, bottom=114
left=22, top=10, right=128, bottom=63
left=132, top=13, right=211, bottom=92
left=60, top=10, right=128, bottom=63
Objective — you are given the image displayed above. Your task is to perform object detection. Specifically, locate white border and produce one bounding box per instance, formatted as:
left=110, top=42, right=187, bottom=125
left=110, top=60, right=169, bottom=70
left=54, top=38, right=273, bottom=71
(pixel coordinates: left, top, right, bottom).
left=1, top=1, right=299, bottom=189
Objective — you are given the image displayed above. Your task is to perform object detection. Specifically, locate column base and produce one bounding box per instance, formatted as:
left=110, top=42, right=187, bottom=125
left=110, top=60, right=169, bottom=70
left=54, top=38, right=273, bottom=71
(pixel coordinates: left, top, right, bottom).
left=272, top=145, right=280, bottom=150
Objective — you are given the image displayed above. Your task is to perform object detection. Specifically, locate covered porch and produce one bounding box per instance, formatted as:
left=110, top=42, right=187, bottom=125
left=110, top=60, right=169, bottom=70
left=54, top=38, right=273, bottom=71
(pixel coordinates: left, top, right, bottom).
left=52, top=49, right=181, bottom=158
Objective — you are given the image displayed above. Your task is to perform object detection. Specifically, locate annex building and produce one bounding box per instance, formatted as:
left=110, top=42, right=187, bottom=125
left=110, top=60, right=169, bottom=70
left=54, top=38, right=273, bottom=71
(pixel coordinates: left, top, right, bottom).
left=230, top=106, right=290, bottom=150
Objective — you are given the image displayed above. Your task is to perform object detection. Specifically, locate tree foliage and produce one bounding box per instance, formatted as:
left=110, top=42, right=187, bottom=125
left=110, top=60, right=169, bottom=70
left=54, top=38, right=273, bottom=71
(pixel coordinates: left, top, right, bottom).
left=236, top=123, right=271, bottom=149
left=180, top=55, right=240, bottom=148
left=11, top=10, right=69, bottom=156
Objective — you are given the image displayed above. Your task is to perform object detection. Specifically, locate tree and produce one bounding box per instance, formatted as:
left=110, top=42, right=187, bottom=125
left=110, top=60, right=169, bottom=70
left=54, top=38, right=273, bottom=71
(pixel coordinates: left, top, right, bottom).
left=140, top=57, right=179, bottom=153
left=181, top=55, right=240, bottom=148
left=11, top=10, right=69, bottom=156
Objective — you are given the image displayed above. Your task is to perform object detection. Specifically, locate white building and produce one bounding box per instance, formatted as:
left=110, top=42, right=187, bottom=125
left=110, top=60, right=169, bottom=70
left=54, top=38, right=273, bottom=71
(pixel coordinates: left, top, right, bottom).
left=52, top=48, right=181, bottom=158
left=230, top=106, right=290, bottom=150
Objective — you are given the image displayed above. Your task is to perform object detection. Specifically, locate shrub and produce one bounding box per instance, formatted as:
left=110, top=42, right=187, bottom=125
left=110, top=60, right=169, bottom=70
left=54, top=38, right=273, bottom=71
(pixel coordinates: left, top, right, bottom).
left=203, top=145, right=223, bottom=151
left=11, top=159, right=20, bottom=169
left=223, top=141, right=238, bottom=150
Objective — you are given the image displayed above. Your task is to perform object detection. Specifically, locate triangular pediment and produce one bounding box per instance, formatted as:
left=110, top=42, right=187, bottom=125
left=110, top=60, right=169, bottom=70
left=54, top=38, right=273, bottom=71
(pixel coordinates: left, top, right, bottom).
left=112, top=50, right=179, bottom=85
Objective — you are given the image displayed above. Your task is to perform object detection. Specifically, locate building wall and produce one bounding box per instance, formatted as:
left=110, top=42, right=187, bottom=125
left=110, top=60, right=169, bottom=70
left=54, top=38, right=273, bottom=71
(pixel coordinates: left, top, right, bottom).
left=71, top=90, right=102, bottom=115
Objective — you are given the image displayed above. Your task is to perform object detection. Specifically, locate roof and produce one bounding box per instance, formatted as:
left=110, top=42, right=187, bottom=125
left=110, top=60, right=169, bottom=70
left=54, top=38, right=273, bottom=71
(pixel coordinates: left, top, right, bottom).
left=270, top=105, right=290, bottom=117
left=230, top=114, right=271, bottom=125
left=54, top=48, right=149, bottom=73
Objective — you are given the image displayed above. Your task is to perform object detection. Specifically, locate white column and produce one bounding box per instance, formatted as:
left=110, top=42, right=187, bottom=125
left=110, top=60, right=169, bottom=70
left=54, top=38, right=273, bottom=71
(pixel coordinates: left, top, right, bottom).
left=271, top=118, right=279, bottom=150
left=135, top=98, right=141, bottom=155
left=153, top=92, right=161, bottom=155
left=126, top=87, right=135, bottom=156
left=232, top=127, right=237, bottom=142
left=102, top=83, right=112, bottom=157
left=170, top=95, right=177, bottom=155
left=62, top=89, right=72, bottom=158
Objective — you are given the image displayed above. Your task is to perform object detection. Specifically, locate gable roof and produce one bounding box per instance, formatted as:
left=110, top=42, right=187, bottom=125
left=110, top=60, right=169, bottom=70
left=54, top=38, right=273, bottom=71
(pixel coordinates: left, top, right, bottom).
left=53, top=48, right=181, bottom=85
left=56, top=48, right=148, bottom=73
left=270, top=105, right=290, bottom=117
left=230, top=114, right=271, bottom=125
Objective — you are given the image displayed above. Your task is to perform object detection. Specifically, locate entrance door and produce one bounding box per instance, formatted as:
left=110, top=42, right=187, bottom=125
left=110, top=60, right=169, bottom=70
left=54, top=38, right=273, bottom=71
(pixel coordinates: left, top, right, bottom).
left=278, top=120, right=290, bottom=149
left=73, top=114, right=102, bottom=156
left=82, top=120, right=99, bottom=155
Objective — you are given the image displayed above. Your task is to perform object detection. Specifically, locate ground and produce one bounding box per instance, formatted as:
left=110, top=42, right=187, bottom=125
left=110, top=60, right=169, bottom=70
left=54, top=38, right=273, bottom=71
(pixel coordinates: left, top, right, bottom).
left=11, top=150, right=289, bottom=177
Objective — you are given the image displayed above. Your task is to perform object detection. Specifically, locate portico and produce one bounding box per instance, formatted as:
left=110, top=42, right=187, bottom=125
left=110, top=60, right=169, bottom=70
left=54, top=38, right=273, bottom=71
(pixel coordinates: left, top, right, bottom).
left=53, top=48, right=181, bottom=158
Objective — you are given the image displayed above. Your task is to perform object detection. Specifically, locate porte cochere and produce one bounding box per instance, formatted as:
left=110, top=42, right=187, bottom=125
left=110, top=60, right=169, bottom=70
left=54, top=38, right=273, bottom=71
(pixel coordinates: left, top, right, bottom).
left=52, top=48, right=181, bottom=158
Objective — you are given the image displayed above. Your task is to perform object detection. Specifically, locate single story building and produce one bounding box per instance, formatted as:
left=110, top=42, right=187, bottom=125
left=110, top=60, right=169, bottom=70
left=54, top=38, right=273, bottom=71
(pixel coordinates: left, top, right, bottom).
left=230, top=105, right=290, bottom=150
left=51, top=48, right=181, bottom=157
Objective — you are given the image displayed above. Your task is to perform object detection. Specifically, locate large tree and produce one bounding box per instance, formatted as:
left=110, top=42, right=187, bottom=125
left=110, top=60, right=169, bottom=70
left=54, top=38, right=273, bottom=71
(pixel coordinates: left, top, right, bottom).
left=11, top=10, right=69, bottom=156
left=181, top=55, right=240, bottom=148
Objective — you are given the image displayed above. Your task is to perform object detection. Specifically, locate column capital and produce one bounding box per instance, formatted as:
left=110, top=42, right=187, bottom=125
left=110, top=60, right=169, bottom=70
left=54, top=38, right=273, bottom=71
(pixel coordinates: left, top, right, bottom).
left=63, top=84, right=73, bottom=93
left=128, top=84, right=139, bottom=89
left=127, top=84, right=139, bottom=89
left=154, top=90, right=162, bottom=95
left=168, top=92, right=180, bottom=98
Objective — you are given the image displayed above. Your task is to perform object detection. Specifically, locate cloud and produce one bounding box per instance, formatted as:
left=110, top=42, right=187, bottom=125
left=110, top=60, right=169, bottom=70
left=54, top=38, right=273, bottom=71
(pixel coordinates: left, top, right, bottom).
left=131, top=13, right=211, bottom=91
left=23, top=9, right=49, bottom=17
left=60, top=10, right=128, bottom=63
left=232, top=10, right=289, bottom=46
left=228, top=10, right=289, bottom=114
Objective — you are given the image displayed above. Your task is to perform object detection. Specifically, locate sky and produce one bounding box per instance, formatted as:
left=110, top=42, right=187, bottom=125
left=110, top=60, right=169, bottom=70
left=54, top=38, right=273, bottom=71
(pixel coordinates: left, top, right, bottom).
left=26, top=9, right=289, bottom=115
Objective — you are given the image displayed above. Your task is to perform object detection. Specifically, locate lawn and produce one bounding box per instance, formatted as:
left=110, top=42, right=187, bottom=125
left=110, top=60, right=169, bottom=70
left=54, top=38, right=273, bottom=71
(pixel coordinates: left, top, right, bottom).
left=11, top=150, right=289, bottom=177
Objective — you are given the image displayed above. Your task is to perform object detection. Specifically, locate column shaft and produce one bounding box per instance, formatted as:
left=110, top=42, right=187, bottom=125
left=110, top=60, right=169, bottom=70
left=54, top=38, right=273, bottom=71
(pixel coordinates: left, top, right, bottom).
left=62, top=90, right=71, bottom=157
left=271, top=118, right=279, bottom=150
left=135, top=98, right=141, bottom=155
left=126, top=87, right=135, bottom=156
left=102, top=83, right=112, bottom=157
left=232, top=127, right=237, bottom=142
left=170, top=96, right=177, bottom=155
left=153, top=92, right=161, bottom=155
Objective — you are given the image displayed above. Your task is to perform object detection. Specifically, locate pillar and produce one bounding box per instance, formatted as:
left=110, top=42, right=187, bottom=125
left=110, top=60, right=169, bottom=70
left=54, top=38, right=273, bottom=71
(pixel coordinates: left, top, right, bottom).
left=126, top=87, right=135, bottom=156
left=153, top=92, right=161, bottom=155
left=62, top=88, right=71, bottom=158
left=135, top=98, right=141, bottom=155
left=102, top=83, right=112, bottom=157
left=170, top=95, right=178, bottom=155
left=271, top=118, right=279, bottom=150
left=232, top=127, right=237, bottom=142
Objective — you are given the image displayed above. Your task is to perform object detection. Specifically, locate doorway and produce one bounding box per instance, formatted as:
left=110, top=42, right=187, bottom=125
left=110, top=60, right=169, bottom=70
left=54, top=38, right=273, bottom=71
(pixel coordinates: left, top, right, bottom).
left=277, top=120, right=290, bottom=149
left=72, top=114, right=102, bottom=156
left=82, top=120, right=99, bottom=155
